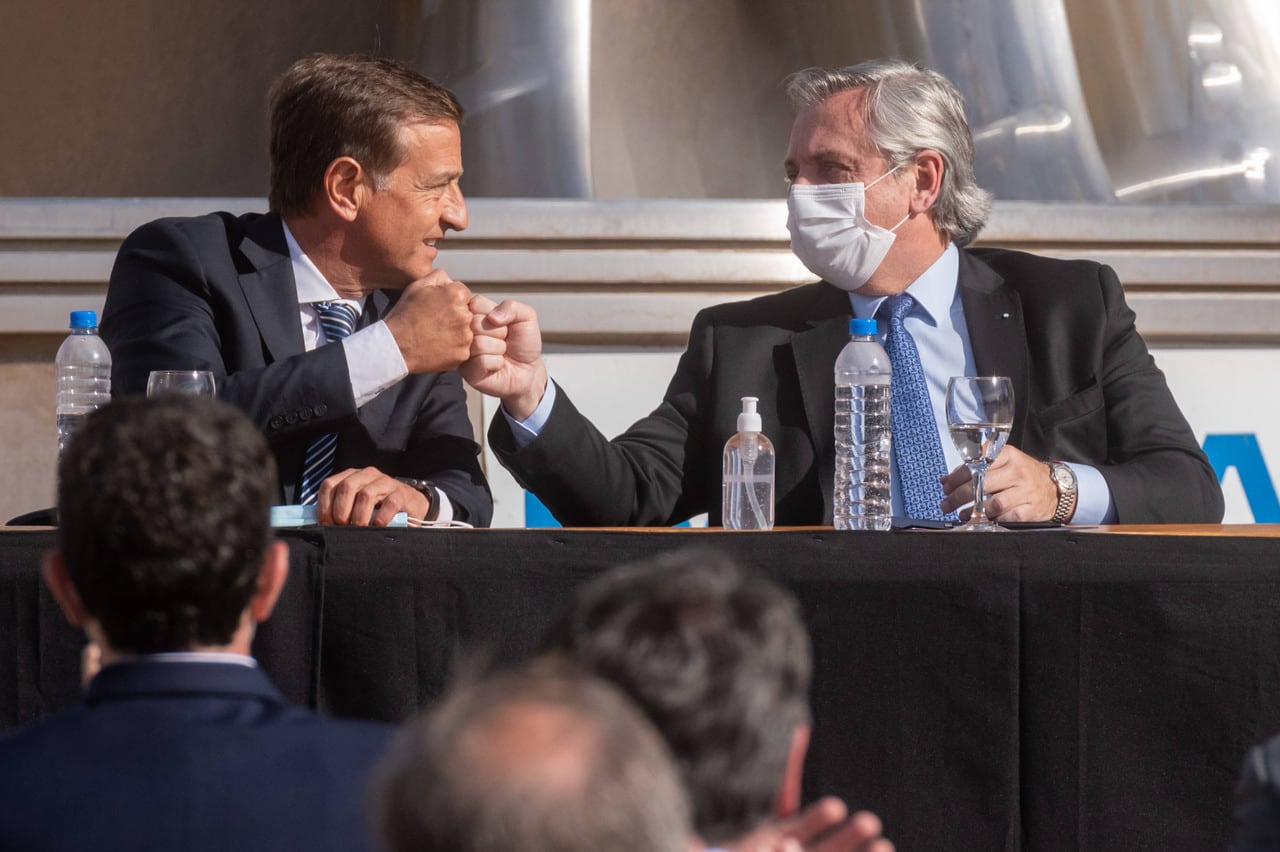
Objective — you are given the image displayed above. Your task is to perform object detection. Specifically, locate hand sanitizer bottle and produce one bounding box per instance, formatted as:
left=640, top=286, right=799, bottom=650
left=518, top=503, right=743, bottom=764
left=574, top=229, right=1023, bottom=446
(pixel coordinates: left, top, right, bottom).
left=722, top=396, right=775, bottom=530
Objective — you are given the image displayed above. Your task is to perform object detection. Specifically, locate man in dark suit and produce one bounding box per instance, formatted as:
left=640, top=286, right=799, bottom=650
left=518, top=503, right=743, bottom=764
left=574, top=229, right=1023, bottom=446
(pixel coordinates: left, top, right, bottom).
left=463, top=59, right=1222, bottom=526
left=0, top=396, right=392, bottom=852
left=545, top=549, right=893, bottom=852
left=103, top=54, right=491, bottom=527
left=1230, top=736, right=1280, bottom=850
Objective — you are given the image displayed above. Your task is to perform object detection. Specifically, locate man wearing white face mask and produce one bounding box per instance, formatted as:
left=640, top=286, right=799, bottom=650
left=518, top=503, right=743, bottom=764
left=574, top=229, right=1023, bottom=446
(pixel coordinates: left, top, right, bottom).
left=463, top=59, right=1223, bottom=527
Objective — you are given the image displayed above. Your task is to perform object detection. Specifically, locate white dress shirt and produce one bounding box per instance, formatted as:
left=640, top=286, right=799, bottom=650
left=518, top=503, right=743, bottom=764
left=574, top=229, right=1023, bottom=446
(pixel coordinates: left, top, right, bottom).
left=281, top=222, right=453, bottom=523
left=281, top=221, right=407, bottom=408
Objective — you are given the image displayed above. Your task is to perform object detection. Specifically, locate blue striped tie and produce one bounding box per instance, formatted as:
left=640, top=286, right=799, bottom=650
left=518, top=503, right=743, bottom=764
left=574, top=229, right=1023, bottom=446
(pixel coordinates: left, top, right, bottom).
left=881, top=294, right=952, bottom=520
left=298, top=301, right=360, bottom=505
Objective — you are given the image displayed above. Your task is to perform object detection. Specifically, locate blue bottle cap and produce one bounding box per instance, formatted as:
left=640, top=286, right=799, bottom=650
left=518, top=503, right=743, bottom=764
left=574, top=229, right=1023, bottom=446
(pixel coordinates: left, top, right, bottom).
left=850, top=317, right=877, bottom=336
left=69, top=311, right=98, bottom=329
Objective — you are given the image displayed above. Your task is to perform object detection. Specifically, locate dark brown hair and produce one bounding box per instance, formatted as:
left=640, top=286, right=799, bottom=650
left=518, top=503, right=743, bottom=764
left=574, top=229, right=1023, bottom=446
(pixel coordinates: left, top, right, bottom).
left=56, top=396, right=276, bottom=653
left=268, top=53, right=464, bottom=216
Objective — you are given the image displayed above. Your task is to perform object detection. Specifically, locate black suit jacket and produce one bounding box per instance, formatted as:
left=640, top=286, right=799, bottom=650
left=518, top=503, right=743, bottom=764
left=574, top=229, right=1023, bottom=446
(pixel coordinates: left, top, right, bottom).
left=0, top=661, right=392, bottom=852
left=1231, top=736, right=1280, bottom=851
left=491, top=247, right=1223, bottom=526
left=102, top=212, right=492, bottom=524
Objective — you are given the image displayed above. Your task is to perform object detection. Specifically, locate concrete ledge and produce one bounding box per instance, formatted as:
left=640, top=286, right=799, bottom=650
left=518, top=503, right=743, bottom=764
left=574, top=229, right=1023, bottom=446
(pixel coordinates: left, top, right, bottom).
left=3, top=198, right=1279, bottom=343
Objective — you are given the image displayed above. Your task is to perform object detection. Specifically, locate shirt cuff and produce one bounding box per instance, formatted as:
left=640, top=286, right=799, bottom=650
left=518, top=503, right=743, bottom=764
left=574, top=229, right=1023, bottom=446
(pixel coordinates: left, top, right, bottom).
left=502, top=379, right=558, bottom=449
left=430, top=486, right=455, bottom=524
left=342, top=321, right=409, bottom=409
left=1066, top=463, right=1117, bottom=525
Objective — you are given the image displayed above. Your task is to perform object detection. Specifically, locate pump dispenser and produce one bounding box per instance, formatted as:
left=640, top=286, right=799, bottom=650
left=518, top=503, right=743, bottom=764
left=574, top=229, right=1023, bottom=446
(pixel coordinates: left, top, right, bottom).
left=722, top=396, right=775, bottom=529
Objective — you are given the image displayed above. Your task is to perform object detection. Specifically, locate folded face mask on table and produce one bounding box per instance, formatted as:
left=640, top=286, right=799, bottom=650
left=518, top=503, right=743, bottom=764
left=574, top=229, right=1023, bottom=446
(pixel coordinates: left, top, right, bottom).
left=269, top=505, right=409, bottom=528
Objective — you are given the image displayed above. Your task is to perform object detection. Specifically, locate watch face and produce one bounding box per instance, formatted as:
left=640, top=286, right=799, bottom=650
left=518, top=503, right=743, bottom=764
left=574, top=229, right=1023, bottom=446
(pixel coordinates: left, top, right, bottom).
left=1052, top=465, right=1075, bottom=488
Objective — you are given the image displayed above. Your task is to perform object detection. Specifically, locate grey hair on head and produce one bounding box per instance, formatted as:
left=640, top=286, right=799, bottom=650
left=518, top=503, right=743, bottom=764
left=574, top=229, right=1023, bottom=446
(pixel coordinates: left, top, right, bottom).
left=785, top=59, right=992, bottom=246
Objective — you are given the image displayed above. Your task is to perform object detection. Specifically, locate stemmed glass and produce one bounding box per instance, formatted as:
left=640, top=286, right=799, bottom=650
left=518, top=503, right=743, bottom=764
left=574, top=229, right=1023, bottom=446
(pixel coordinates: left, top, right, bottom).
left=946, top=376, right=1014, bottom=532
left=146, top=370, right=217, bottom=398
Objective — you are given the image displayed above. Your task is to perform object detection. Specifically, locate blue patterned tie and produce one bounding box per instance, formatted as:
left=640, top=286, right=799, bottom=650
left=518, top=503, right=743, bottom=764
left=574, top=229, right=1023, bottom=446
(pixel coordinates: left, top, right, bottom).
left=298, top=301, right=360, bottom=505
left=881, top=294, right=950, bottom=520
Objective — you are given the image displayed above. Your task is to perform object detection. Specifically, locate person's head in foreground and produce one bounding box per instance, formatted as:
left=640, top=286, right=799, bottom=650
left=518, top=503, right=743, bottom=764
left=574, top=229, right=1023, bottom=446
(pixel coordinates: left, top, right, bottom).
left=545, top=549, right=893, bottom=851
left=374, top=659, right=694, bottom=852
left=44, top=394, right=285, bottom=661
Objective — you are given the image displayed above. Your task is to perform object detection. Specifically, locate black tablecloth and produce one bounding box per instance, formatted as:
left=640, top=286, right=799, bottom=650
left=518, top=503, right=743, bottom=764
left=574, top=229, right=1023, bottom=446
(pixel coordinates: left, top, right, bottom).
left=4, top=527, right=1278, bottom=851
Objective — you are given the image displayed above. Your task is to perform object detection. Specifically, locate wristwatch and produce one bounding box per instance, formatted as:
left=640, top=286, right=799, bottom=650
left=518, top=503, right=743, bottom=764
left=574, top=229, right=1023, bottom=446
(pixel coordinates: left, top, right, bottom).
left=395, top=478, right=441, bottom=521
left=1046, top=462, right=1078, bottom=524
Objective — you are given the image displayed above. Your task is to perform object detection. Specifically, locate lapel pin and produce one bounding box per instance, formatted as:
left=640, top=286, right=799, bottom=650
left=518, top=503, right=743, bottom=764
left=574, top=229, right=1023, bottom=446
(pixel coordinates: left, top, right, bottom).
left=1001, top=312, right=1010, bottom=319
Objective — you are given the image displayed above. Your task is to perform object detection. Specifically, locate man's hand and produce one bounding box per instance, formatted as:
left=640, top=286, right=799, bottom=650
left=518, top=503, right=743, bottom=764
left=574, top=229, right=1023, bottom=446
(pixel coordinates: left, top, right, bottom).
left=460, top=295, right=548, bottom=421
left=81, top=641, right=102, bottom=689
left=773, top=798, right=894, bottom=852
left=383, top=270, right=474, bottom=374
left=733, top=798, right=894, bottom=852
left=316, top=467, right=431, bottom=527
left=939, top=445, right=1059, bottom=521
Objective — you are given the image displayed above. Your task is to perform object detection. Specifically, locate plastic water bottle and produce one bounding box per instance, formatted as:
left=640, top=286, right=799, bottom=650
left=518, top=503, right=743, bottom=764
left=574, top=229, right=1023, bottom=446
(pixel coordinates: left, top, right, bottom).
left=834, top=318, right=892, bottom=531
left=55, top=310, right=112, bottom=457
left=722, top=396, right=775, bottom=530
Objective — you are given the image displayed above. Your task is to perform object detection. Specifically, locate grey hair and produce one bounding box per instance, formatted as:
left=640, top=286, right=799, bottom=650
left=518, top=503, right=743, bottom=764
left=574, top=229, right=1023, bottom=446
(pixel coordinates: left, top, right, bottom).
left=785, top=59, right=993, bottom=246
left=373, top=659, right=692, bottom=852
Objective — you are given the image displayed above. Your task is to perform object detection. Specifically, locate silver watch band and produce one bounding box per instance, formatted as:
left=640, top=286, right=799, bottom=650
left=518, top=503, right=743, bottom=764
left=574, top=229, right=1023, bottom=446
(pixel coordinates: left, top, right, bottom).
left=1048, top=462, right=1077, bottom=524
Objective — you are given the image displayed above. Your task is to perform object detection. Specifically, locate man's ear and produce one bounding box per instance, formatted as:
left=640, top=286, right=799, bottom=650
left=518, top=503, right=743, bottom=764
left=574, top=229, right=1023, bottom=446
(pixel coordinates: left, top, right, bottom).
left=775, top=722, right=812, bottom=818
left=908, top=148, right=945, bottom=213
left=322, top=156, right=369, bottom=222
left=42, top=551, right=88, bottom=627
left=249, top=540, right=290, bottom=625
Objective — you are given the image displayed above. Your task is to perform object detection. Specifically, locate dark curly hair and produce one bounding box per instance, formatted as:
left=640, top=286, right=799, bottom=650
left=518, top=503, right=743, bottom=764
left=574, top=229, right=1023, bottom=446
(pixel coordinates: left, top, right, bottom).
left=56, top=396, right=276, bottom=653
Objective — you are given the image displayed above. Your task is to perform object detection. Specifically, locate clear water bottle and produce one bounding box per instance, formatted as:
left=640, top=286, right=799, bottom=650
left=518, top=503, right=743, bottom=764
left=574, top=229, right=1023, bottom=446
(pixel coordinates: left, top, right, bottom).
left=834, top=318, right=892, bottom=531
left=55, top=310, right=112, bottom=457
left=722, top=396, right=775, bottom=530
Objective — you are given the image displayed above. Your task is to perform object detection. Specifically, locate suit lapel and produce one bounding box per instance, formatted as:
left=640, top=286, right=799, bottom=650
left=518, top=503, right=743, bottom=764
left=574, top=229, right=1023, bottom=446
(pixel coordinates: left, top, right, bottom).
left=237, top=214, right=304, bottom=362
left=790, top=284, right=854, bottom=521
left=958, top=250, right=1030, bottom=447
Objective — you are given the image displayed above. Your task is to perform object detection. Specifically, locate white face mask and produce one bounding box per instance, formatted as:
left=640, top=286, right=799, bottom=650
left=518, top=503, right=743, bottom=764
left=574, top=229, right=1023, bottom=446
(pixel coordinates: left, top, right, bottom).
left=786, top=165, right=908, bottom=292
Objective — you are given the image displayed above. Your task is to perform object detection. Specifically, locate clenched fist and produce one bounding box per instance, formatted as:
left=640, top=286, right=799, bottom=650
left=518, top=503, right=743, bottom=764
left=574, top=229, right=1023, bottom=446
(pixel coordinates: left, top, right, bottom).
left=383, top=270, right=475, bottom=374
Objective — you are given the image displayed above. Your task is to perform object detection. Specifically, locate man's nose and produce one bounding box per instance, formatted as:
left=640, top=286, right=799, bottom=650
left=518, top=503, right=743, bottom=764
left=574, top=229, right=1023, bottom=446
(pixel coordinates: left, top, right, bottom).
left=442, top=188, right=468, bottom=233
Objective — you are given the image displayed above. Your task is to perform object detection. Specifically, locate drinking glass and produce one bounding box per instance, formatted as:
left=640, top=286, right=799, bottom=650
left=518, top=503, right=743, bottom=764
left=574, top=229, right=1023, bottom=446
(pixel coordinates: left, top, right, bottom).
left=146, top=370, right=216, bottom=398
left=946, top=376, right=1014, bottom=532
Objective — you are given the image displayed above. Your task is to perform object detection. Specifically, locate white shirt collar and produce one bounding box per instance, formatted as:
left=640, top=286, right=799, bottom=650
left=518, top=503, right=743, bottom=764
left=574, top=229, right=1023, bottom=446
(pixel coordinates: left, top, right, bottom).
left=136, top=651, right=258, bottom=668
left=280, top=219, right=364, bottom=309
left=849, top=242, right=960, bottom=327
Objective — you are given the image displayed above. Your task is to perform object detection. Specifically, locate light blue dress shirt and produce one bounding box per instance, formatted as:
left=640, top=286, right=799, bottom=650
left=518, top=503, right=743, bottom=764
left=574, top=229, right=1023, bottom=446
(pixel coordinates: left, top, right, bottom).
left=850, top=244, right=1114, bottom=524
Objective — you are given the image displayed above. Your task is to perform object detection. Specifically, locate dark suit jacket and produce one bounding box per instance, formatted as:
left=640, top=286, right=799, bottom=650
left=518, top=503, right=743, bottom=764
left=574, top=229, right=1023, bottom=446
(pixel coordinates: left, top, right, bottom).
left=102, top=212, right=492, bottom=524
left=491, top=247, right=1223, bottom=526
left=0, top=661, right=392, bottom=852
left=1230, top=737, right=1280, bottom=851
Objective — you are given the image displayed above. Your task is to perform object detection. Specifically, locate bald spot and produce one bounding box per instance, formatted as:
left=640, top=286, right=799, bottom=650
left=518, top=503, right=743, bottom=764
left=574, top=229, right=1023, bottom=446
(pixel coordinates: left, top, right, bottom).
left=456, top=700, right=600, bottom=795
